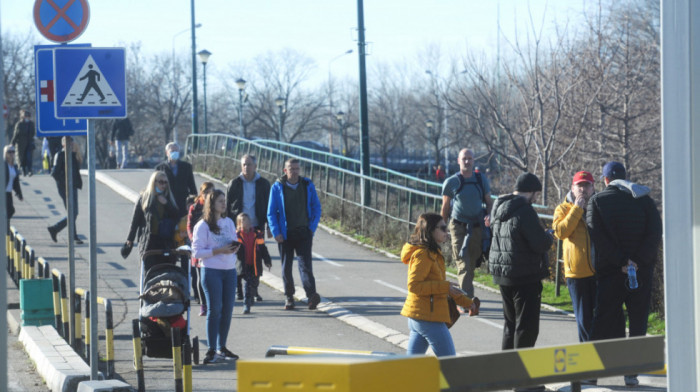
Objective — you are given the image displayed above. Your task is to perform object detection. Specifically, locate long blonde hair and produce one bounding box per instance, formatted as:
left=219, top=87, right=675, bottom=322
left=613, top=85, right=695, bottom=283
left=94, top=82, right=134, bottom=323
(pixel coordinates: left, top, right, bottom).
left=141, top=171, right=177, bottom=212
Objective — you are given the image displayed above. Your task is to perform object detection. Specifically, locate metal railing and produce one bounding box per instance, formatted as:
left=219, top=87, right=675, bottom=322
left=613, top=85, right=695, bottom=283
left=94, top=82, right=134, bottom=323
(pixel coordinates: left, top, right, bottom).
left=185, top=133, right=565, bottom=291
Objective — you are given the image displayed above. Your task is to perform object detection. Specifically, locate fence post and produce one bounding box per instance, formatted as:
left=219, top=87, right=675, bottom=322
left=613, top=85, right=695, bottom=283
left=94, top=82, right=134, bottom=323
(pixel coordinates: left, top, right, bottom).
left=132, top=319, right=145, bottom=392
left=73, top=289, right=83, bottom=354
left=84, top=291, right=91, bottom=362
left=103, top=298, right=115, bottom=378
left=51, top=271, right=63, bottom=335
left=172, top=327, right=183, bottom=392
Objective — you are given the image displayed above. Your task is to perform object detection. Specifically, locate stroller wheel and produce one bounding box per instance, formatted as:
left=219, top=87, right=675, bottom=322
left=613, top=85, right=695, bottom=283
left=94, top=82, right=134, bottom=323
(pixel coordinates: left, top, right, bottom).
left=192, top=336, right=199, bottom=365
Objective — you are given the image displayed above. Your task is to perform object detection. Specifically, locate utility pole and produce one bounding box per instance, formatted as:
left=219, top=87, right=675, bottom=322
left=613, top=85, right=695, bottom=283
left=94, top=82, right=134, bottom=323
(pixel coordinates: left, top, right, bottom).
left=357, top=0, right=371, bottom=207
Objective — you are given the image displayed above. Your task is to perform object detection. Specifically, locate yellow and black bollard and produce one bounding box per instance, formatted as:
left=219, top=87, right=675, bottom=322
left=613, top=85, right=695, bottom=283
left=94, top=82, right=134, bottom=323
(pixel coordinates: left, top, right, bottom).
left=172, top=327, right=183, bottom=392
left=132, top=319, right=145, bottom=392
left=183, top=337, right=193, bottom=392
left=84, top=291, right=91, bottom=362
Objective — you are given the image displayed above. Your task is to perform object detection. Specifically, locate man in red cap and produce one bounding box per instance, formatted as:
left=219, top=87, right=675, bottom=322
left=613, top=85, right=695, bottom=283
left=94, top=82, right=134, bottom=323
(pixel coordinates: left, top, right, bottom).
left=552, top=172, right=596, bottom=345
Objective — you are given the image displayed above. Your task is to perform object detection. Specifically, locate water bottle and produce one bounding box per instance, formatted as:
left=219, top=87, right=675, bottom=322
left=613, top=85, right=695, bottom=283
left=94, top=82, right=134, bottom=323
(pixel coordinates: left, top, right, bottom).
left=627, top=266, right=638, bottom=290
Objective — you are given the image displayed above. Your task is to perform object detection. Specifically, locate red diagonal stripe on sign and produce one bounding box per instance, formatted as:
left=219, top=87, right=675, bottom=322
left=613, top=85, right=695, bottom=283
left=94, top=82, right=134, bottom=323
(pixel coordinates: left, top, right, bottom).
left=45, top=0, right=79, bottom=30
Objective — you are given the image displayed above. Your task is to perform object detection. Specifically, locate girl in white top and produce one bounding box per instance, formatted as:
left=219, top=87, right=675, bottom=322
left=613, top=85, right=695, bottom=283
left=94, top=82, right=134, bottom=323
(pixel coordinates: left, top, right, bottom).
left=192, top=189, right=240, bottom=364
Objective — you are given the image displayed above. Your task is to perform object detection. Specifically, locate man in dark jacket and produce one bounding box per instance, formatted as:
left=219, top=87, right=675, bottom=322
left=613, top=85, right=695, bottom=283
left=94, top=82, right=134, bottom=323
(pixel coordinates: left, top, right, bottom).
left=47, top=136, right=84, bottom=244
left=226, top=154, right=271, bottom=301
left=11, top=109, right=35, bottom=176
left=111, top=117, right=134, bottom=169
left=489, top=172, right=553, bottom=358
left=586, top=161, right=662, bottom=387
left=155, top=142, right=197, bottom=218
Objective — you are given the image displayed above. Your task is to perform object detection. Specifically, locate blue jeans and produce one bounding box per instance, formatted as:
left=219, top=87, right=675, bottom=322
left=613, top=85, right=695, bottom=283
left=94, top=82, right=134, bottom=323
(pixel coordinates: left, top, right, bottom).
left=406, top=318, right=456, bottom=357
left=116, top=140, right=128, bottom=169
left=201, top=267, right=236, bottom=351
left=567, top=276, right=596, bottom=342
left=278, top=227, right=317, bottom=299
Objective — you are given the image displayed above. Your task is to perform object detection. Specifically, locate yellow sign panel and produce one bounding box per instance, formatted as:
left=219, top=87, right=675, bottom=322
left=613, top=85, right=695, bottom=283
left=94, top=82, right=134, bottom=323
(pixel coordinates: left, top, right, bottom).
left=518, top=343, right=605, bottom=378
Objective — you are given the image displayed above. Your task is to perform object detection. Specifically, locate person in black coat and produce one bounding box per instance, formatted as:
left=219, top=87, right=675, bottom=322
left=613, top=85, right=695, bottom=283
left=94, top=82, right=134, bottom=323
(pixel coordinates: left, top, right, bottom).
left=124, top=171, right=181, bottom=272
left=226, top=154, right=271, bottom=301
left=4, top=145, right=23, bottom=225
left=155, top=142, right=197, bottom=218
left=11, top=109, right=35, bottom=176
left=488, top=172, right=553, bottom=357
left=111, top=117, right=134, bottom=169
left=586, top=161, right=662, bottom=387
left=47, top=136, right=84, bottom=244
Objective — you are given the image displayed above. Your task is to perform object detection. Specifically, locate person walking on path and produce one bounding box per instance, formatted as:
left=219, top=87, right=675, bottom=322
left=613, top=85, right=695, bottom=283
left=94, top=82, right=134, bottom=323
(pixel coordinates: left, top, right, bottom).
left=488, top=172, right=553, bottom=392
left=155, top=142, right=197, bottom=218
left=11, top=109, right=35, bottom=176
left=188, top=181, right=215, bottom=316
left=440, top=148, right=493, bottom=297
left=192, top=189, right=240, bottom=364
left=586, top=161, right=662, bottom=388
left=123, top=171, right=180, bottom=272
left=226, top=154, right=271, bottom=301
left=111, top=117, right=134, bottom=169
left=552, top=171, right=597, bottom=344
left=47, top=137, right=84, bottom=244
left=400, top=212, right=479, bottom=357
left=267, top=158, right=322, bottom=310
left=4, top=145, right=23, bottom=226
left=235, top=213, right=272, bottom=314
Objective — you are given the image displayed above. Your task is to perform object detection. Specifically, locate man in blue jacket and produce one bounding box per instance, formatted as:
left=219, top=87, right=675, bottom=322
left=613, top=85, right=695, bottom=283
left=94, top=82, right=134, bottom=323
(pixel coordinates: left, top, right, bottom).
left=267, top=158, right=322, bottom=310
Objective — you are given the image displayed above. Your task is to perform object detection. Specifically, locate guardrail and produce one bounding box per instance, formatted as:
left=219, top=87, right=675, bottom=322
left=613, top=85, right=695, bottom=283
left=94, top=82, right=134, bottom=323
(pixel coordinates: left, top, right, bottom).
left=5, top=226, right=116, bottom=378
left=186, top=134, right=568, bottom=294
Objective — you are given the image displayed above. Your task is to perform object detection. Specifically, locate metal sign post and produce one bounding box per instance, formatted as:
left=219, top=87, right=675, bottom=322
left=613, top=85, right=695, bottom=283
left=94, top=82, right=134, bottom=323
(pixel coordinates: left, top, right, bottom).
left=53, top=45, right=125, bottom=380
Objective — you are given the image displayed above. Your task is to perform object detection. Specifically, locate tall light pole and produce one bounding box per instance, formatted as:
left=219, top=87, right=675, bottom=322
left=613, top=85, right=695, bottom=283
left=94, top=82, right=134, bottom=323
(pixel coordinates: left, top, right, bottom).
left=236, top=78, right=246, bottom=137
left=426, top=120, right=434, bottom=174
left=357, top=0, right=371, bottom=207
left=328, top=49, right=353, bottom=153
left=275, top=97, right=285, bottom=142
left=190, top=0, right=199, bottom=138
left=426, top=70, right=449, bottom=175
left=198, top=49, right=211, bottom=134
left=171, top=23, right=201, bottom=143
left=336, top=111, right=345, bottom=156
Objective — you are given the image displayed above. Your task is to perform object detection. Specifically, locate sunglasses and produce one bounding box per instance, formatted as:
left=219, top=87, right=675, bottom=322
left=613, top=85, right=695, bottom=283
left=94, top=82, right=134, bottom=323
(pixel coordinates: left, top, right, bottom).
left=156, top=180, right=168, bottom=185
left=437, top=225, right=448, bottom=232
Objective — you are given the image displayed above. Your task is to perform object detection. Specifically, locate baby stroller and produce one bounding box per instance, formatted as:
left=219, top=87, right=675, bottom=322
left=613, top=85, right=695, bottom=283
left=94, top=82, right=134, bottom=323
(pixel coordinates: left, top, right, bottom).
left=132, top=247, right=199, bottom=391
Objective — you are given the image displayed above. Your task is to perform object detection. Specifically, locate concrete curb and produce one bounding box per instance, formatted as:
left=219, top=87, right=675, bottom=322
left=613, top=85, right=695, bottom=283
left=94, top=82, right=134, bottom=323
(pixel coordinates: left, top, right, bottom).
left=76, top=380, right=132, bottom=392
left=19, top=325, right=102, bottom=392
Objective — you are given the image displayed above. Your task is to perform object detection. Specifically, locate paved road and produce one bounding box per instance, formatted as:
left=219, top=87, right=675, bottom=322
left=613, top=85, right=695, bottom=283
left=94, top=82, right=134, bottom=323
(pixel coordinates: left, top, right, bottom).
left=6, top=169, right=667, bottom=391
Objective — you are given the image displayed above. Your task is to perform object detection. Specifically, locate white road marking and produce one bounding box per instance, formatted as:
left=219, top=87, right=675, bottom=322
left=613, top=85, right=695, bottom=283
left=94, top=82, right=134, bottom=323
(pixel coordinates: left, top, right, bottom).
left=313, top=252, right=343, bottom=267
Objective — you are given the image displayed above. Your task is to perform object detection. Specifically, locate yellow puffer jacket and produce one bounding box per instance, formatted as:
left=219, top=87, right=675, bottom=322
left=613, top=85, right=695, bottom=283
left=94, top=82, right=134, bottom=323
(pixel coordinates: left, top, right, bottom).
left=400, top=243, right=473, bottom=323
left=552, top=199, right=595, bottom=278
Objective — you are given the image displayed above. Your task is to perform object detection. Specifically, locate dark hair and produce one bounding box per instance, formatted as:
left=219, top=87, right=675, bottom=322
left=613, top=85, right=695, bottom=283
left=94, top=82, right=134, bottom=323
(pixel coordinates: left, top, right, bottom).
left=203, top=189, right=226, bottom=235
left=408, top=213, right=443, bottom=252
left=285, top=158, right=300, bottom=167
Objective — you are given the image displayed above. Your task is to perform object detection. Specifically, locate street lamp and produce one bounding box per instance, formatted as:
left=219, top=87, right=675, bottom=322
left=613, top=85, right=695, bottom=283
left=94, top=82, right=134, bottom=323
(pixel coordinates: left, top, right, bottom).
left=275, top=97, right=285, bottom=141
left=197, top=49, right=212, bottom=134
left=236, top=78, right=246, bottom=136
left=171, top=23, right=201, bottom=142
left=335, top=111, right=345, bottom=156
left=426, top=120, right=434, bottom=175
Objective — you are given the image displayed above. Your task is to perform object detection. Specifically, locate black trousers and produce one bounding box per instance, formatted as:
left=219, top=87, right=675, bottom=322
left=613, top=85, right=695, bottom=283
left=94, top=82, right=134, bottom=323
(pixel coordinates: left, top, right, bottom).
left=590, top=266, right=654, bottom=341
left=500, top=281, right=543, bottom=350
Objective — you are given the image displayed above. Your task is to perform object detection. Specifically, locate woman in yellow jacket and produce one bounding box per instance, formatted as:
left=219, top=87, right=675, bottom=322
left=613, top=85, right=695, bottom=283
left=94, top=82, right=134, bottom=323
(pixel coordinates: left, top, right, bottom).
left=401, top=212, right=479, bottom=357
left=552, top=171, right=595, bottom=343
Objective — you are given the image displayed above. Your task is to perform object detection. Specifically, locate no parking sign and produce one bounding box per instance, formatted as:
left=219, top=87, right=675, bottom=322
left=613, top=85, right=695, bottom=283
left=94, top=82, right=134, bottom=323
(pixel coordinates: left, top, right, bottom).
left=33, top=0, right=90, bottom=43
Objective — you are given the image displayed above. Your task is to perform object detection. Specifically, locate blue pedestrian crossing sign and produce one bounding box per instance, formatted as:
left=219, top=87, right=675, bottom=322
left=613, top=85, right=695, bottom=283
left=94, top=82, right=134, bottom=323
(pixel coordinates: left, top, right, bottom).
left=54, top=47, right=126, bottom=119
left=34, top=44, right=88, bottom=137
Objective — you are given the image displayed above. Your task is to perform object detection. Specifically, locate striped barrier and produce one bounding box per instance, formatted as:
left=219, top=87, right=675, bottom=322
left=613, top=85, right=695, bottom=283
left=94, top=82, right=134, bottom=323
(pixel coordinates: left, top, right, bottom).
left=172, top=328, right=183, bottom=392
left=264, top=345, right=398, bottom=358
left=132, top=319, right=145, bottom=392
left=74, top=289, right=116, bottom=378
left=439, top=335, right=665, bottom=391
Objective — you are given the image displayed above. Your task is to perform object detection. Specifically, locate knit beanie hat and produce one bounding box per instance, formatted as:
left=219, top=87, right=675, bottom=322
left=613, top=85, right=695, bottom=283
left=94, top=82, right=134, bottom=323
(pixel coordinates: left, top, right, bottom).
left=515, top=172, right=542, bottom=193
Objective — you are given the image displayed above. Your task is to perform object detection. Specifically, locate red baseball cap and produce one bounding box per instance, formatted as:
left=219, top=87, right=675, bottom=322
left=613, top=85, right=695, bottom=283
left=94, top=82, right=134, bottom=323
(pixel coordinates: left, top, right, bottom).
left=572, top=171, right=594, bottom=185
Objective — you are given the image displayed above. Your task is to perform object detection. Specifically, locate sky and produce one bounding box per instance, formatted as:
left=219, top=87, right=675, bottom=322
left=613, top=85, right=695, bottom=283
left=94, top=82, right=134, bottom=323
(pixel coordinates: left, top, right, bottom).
left=2, top=0, right=590, bottom=89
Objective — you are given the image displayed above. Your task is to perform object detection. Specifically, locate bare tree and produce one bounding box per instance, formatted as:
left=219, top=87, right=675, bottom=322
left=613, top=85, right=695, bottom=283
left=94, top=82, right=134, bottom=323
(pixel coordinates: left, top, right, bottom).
left=143, top=53, right=192, bottom=144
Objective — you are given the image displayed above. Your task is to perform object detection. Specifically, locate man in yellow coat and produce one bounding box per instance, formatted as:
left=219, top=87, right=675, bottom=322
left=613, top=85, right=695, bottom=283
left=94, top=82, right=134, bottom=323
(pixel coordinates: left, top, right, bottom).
left=552, top=171, right=596, bottom=343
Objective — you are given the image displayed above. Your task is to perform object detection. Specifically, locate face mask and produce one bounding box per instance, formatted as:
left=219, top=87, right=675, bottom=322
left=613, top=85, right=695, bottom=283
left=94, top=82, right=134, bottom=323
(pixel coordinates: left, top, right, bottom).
left=155, top=187, right=164, bottom=194
left=169, top=151, right=180, bottom=161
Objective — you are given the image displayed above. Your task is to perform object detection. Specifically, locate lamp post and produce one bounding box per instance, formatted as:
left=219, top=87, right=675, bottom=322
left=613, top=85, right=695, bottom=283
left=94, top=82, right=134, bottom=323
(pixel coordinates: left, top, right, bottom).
left=336, top=111, right=345, bottom=156
left=236, top=78, right=246, bottom=136
left=197, top=49, right=211, bottom=134
left=426, top=120, right=434, bottom=174
left=275, top=97, right=285, bottom=141
left=190, top=0, right=199, bottom=137
left=171, top=23, right=201, bottom=143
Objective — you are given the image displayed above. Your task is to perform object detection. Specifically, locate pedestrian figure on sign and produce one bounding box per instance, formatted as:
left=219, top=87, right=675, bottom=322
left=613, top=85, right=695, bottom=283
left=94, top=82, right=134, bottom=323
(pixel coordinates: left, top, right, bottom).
left=78, top=64, right=105, bottom=102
